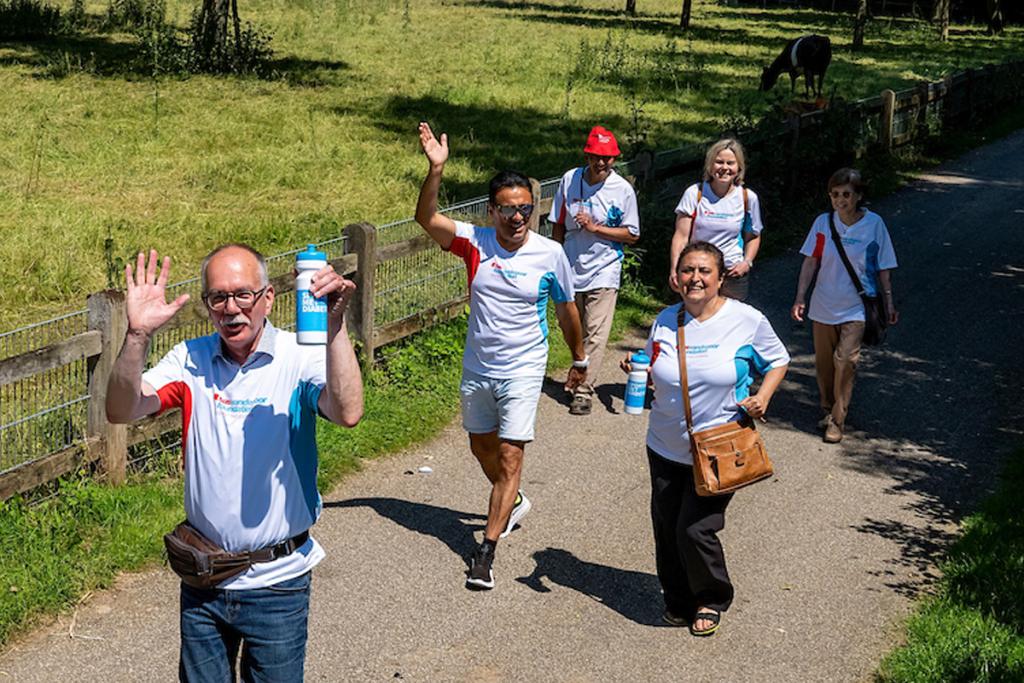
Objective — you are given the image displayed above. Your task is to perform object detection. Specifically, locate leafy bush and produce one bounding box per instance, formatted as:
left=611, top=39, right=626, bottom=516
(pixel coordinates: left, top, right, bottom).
left=129, top=8, right=274, bottom=77
left=0, top=0, right=64, bottom=39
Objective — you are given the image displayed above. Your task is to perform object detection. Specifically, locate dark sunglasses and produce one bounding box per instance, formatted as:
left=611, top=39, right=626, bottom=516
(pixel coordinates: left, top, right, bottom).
left=829, top=190, right=854, bottom=199
left=495, top=203, right=534, bottom=219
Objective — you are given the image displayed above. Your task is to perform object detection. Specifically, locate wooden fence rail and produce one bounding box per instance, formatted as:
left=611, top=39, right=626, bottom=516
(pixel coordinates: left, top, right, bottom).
left=1, top=60, right=1022, bottom=502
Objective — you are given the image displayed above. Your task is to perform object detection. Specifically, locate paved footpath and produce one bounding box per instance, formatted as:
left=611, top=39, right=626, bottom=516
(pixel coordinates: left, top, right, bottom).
left=3, top=131, right=1023, bottom=682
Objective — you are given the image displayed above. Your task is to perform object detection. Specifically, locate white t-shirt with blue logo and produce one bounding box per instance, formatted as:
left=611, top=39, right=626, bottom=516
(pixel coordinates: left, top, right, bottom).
left=799, top=210, right=898, bottom=325
left=142, top=323, right=327, bottom=590
left=549, top=168, right=640, bottom=291
left=644, top=300, right=790, bottom=465
left=448, top=221, right=575, bottom=379
left=674, top=182, right=765, bottom=269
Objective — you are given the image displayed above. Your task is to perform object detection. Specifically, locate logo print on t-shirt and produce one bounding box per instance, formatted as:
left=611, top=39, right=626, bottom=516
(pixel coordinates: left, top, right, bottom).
left=491, top=261, right=527, bottom=280
left=606, top=205, right=624, bottom=227
left=213, top=393, right=269, bottom=415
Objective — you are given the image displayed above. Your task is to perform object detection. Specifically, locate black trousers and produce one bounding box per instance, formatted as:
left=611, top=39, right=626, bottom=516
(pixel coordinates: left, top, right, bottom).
left=647, top=447, right=734, bottom=617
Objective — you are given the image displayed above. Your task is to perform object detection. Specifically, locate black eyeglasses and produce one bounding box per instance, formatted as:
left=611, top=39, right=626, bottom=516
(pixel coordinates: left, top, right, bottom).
left=202, top=287, right=268, bottom=311
left=829, top=190, right=854, bottom=199
left=495, top=204, right=534, bottom=219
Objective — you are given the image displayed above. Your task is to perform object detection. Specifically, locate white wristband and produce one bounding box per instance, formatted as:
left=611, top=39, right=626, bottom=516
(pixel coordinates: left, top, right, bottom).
left=572, top=355, right=590, bottom=369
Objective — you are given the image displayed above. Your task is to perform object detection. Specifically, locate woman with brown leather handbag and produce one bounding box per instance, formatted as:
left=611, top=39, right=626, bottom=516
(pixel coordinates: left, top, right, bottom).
left=625, top=241, right=790, bottom=637
left=791, top=168, right=900, bottom=444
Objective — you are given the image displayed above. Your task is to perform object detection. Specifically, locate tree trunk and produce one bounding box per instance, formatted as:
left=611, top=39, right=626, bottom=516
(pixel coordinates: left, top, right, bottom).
left=852, top=0, right=868, bottom=50
left=987, top=0, right=1004, bottom=35
left=195, top=0, right=241, bottom=68
left=680, top=0, right=691, bottom=29
left=933, top=0, right=950, bottom=41
left=625, top=0, right=636, bottom=15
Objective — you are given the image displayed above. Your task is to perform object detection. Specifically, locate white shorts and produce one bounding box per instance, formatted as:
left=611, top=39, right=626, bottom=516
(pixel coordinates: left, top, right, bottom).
left=460, top=369, right=545, bottom=442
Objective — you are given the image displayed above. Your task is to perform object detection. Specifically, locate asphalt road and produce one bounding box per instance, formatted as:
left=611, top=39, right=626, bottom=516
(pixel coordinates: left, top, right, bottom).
left=2, top=130, right=1023, bottom=682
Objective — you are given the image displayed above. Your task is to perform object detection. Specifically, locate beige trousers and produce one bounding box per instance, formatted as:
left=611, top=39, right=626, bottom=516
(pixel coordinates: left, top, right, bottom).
left=812, top=321, right=864, bottom=427
left=573, top=287, right=618, bottom=396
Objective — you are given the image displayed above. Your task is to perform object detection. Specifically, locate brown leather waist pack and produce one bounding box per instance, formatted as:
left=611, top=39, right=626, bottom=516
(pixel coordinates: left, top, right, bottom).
left=163, top=521, right=309, bottom=589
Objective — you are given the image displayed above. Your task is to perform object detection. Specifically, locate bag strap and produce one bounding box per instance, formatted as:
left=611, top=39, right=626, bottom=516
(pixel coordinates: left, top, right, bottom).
left=691, top=184, right=703, bottom=227
left=675, top=307, right=696, bottom=447
left=826, top=210, right=867, bottom=297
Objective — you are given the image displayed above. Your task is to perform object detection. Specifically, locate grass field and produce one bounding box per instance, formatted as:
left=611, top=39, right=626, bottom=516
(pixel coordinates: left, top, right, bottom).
left=1, top=0, right=1022, bottom=328
left=878, top=448, right=1024, bottom=682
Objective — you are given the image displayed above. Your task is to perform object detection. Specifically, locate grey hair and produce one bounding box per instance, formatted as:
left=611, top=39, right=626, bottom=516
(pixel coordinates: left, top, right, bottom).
left=200, top=243, right=269, bottom=292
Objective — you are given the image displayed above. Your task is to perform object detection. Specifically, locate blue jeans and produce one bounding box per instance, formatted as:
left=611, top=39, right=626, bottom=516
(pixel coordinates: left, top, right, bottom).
left=179, top=572, right=312, bottom=683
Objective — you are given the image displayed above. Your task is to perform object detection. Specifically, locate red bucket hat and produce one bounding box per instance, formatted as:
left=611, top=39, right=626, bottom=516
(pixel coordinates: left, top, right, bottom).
left=583, top=126, right=620, bottom=157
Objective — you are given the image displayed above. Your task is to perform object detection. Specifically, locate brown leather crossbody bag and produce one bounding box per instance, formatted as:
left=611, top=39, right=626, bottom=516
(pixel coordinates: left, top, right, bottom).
left=676, top=307, right=774, bottom=496
left=164, top=521, right=309, bottom=589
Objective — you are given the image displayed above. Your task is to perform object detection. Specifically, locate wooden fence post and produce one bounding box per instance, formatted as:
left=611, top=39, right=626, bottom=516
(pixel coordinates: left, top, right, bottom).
left=880, top=89, right=896, bottom=151
left=965, top=68, right=975, bottom=126
left=344, top=222, right=377, bottom=375
left=86, top=290, right=127, bottom=485
left=787, top=114, right=801, bottom=190
left=941, top=73, right=954, bottom=133
left=528, top=177, right=542, bottom=232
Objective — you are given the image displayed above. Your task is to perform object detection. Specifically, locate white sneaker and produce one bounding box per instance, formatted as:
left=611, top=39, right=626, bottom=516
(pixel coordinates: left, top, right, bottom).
left=500, top=491, right=531, bottom=538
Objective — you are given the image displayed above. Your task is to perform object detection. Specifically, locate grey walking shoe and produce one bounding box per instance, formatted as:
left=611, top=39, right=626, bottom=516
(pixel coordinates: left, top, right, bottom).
left=569, top=394, right=592, bottom=415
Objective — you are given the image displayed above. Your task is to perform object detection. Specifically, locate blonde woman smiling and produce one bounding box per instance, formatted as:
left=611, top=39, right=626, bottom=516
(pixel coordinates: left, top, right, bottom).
left=670, top=139, right=765, bottom=301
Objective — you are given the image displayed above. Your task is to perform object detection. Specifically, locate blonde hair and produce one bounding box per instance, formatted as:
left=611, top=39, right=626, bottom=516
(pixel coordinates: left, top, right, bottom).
left=702, top=138, right=746, bottom=186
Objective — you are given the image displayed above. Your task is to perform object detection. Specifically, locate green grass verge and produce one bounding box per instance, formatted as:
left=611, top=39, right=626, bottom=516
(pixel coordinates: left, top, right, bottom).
left=0, top=282, right=661, bottom=649
left=877, top=448, right=1024, bottom=683
left=1, top=0, right=1022, bottom=327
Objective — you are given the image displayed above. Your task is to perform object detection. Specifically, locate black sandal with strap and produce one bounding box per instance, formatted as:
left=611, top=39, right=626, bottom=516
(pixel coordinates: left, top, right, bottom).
left=690, top=609, right=720, bottom=637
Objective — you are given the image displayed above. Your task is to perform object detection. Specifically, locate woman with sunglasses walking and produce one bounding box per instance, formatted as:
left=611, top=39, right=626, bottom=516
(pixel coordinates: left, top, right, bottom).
left=791, top=168, right=899, bottom=443
left=549, top=126, right=640, bottom=416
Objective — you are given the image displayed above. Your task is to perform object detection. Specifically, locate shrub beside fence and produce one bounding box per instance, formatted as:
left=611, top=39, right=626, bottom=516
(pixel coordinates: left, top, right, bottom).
left=1, top=60, right=1022, bottom=502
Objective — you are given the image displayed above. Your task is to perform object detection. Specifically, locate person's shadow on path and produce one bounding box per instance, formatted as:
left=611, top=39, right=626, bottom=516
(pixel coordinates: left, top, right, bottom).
left=325, top=498, right=485, bottom=564
left=541, top=378, right=642, bottom=415
left=516, top=547, right=665, bottom=626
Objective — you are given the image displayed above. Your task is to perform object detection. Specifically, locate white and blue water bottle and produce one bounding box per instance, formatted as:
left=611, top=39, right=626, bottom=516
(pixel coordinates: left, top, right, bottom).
left=624, top=351, right=650, bottom=415
left=295, top=244, right=328, bottom=345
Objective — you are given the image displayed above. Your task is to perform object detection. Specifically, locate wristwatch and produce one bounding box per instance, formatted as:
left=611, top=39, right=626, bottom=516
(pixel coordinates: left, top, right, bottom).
left=572, top=355, right=590, bottom=369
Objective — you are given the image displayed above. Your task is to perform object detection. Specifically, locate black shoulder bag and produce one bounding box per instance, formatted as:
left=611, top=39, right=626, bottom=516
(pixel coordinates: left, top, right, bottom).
left=826, top=210, right=888, bottom=346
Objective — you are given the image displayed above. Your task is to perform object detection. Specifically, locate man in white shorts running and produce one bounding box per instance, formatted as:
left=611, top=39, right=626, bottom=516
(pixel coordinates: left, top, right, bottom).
left=415, top=122, right=587, bottom=590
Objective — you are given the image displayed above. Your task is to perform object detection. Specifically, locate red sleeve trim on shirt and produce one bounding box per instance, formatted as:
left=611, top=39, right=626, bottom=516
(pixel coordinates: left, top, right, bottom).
left=650, top=341, right=662, bottom=367
left=448, top=235, right=481, bottom=287
left=812, top=233, right=826, bottom=259
left=156, top=381, right=192, bottom=469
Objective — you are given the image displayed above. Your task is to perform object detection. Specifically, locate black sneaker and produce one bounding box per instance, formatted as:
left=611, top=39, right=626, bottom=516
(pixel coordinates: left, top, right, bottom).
left=466, top=544, right=495, bottom=590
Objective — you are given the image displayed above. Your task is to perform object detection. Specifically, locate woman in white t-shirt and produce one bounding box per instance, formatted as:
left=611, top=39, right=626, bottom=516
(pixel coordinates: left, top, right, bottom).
left=791, top=168, right=899, bottom=444
left=670, top=139, right=765, bottom=301
left=626, top=241, right=790, bottom=637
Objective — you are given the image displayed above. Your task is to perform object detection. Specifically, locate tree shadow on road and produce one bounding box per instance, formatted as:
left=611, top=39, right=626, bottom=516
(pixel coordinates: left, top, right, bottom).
left=325, top=497, right=485, bottom=563
left=746, top=163, right=1024, bottom=599
left=516, top=547, right=665, bottom=626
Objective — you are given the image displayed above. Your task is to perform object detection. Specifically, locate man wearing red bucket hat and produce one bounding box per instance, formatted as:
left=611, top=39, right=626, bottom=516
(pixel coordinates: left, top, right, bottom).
left=550, top=125, right=640, bottom=416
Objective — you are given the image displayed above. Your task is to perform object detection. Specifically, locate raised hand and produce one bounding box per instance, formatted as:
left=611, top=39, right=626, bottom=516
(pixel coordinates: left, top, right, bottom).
left=309, top=264, right=357, bottom=322
left=124, top=250, right=190, bottom=336
left=418, top=122, right=449, bottom=169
